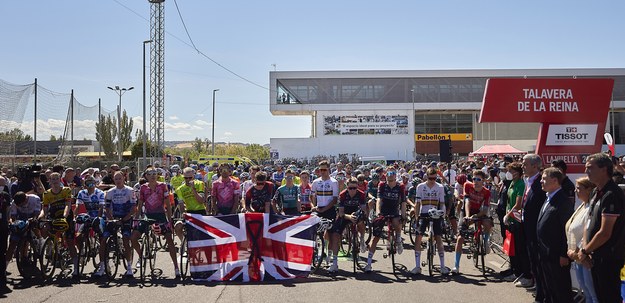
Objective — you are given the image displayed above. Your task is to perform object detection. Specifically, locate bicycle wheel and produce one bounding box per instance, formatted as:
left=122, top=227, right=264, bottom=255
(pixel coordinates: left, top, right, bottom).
left=149, top=232, right=158, bottom=272
left=479, top=236, right=486, bottom=277
left=427, top=235, right=434, bottom=277
left=40, top=238, right=56, bottom=281
left=77, top=239, right=89, bottom=276
left=91, top=234, right=101, bottom=269
left=389, top=229, right=397, bottom=275
left=340, top=227, right=352, bottom=256
left=179, top=235, right=189, bottom=279
left=472, top=235, right=479, bottom=269
left=351, top=229, right=359, bottom=273
left=16, top=239, right=37, bottom=277
left=140, top=233, right=150, bottom=281
left=409, top=217, right=417, bottom=246
left=105, top=237, right=120, bottom=279
left=311, top=233, right=325, bottom=274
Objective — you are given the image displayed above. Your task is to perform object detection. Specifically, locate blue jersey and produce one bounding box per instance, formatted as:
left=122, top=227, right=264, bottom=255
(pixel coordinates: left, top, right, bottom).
left=76, top=188, right=105, bottom=217
left=105, top=186, right=136, bottom=218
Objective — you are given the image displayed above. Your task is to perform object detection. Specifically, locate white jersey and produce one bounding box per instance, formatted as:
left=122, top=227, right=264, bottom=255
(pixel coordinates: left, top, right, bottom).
left=311, top=177, right=339, bottom=208
left=415, top=182, right=446, bottom=215
left=454, top=182, right=464, bottom=200
left=241, top=180, right=255, bottom=198
left=105, top=186, right=136, bottom=218
left=10, top=194, right=41, bottom=220
left=443, top=169, right=457, bottom=186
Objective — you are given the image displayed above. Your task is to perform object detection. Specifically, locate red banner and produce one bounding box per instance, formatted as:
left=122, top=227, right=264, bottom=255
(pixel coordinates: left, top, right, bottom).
left=480, top=78, right=614, bottom=173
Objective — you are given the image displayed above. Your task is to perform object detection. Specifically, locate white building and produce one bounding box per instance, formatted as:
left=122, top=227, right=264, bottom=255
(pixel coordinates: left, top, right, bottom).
left=269, top=69, right=625, bottom=162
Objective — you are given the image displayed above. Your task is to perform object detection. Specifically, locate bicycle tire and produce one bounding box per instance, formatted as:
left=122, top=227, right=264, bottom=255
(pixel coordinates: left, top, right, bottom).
left=40, top=238, right=56, bottom=281
left=351, top=228, right=358, bottom=273
left=341, top=227, right=352, bottom=256
left=78, top=238, right=89, bottom=276
left=91, top=234, right=101, bottom=269
left=480, top=236, right=486, bottom=277
left=427, top=234, right=434, bottom=277
left=105, top=237, right=119, bottom=279
left=311, top=233, right=325, bottom=274
left=16, top=238, right=37, bottom=277
left=179, top=235, right=189, bottom=279
left=389, top=229, right=397, bottom=275
left=149, top=232, right=158, bottom=272
left=472, top=235, right=479, bottom=269
left=140, top=233, right=150, bottom=281
left=409, top=217, right=417, bottom=246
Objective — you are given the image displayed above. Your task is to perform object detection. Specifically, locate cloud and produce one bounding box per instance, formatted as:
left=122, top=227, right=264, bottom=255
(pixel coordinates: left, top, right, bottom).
left=165, top=122, right=202, bottom=131
left=170, top=115, right=179, bottom=120
left=224, top=131, right=233, bottom=136
left=194, top=120, right=211, bottom=126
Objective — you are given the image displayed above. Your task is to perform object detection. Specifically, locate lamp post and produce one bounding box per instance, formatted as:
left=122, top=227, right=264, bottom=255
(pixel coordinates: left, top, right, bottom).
left=411, top=89, right=416, bottom=160
left=107, top=86, right=134, bottom=162
left=143, top=40, right=153, bottom=169
left=211, top=89, right=219, bottom=155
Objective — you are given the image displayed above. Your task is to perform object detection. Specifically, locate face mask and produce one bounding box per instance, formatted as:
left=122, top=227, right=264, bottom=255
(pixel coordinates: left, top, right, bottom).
left=506, top=172, right=513, bottom=180
left=94, top=177, right=101, bottom=183
left=172, top=172, right=178, bottom=176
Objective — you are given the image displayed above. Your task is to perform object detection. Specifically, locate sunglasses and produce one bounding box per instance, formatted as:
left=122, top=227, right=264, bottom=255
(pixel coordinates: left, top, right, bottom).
left=319, top=168, right=328, bottom=171
left=387, top=172, right=397, bottom=176
left=285, top=176, right=294, bottom=180
left=256, top=182, right=265, bottom=186
left=184, top=177, right=194, bottom=180
left=347, top=187, right=358, bottom=190
left=473, top=177, right=483, bottom=182
left=427, top=177, right=437, bottom=180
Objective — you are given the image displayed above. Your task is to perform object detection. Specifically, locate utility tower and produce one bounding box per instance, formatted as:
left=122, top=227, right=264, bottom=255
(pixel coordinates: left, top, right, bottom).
left=149, top=0, right=165, bottom=159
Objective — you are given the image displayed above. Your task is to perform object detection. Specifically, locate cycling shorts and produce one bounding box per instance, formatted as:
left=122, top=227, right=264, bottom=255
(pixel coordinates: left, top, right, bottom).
left=417, top=216, right=443, bottom=236
left=137, top=212, right=171, bottom=235
left=103, top=219, right=133, bottom=238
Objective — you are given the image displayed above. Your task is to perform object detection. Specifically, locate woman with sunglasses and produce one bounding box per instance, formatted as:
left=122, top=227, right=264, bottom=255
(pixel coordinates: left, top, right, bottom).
left=452, top=170, right=492, bottom=275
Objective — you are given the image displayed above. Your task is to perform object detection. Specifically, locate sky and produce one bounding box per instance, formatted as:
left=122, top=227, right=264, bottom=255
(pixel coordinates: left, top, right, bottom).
left=1, top=0, right=624, bottom=145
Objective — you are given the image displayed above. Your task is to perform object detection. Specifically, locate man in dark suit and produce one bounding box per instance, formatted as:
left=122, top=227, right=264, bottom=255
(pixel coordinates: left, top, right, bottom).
left=520, top=154, right=546, bottom=301
left=536, top=167, right=574, bottom=302
left=551, top=159, right=576, bottom=204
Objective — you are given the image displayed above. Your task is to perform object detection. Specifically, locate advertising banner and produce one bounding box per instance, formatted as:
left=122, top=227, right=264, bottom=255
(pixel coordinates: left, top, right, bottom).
left=323, top=114, right=408, bottom=135
left=480, top=78, right=614, bottom=173
left=415, top=133, right=473, bottom=141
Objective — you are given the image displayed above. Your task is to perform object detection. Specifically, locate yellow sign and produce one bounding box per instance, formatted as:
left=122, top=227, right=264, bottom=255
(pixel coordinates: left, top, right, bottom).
left=415, top=133, right=473, bottom=141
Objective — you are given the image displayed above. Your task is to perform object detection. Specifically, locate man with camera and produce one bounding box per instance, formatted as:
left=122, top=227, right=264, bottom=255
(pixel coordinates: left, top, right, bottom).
left=10, top=164, right=44, bottom=197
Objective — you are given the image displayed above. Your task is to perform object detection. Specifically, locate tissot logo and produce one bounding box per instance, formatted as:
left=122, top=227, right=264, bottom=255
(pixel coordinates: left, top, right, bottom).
left=546, top=124, right=597, bottom=146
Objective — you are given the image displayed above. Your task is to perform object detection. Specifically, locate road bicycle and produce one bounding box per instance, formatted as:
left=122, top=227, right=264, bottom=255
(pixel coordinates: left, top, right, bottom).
left=75, top=215, right=101, bottom=277
left=463, top=217, right=487, bottom=277
left=39, top=219, right=73, bottom=281
left=420, top=209, right=445, bottom=277
left=9, top=219, right=42, bottom=278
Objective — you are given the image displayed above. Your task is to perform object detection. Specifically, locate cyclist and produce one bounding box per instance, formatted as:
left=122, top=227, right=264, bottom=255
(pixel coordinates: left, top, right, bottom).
left=272, top=169, right=300, bottom=215
left=96, top=171, right=138, bottom=277
left=6, top=191, right=42, bottom=265
left=272, top=164, right=285, bottom=185
left=335, top=177, right=368, bottom=255
left=452, top=170, right=492, bottom=274
left=364, top=167, right=407, bottom=273
left=174, top=167, right=206, bottom=243
left=299, top=170, right=313, bottom=212
left=74, top=175, right=105, bottom=272
left=38, top=172, right=79, bottom=278
left=411, top=168, right=449, bottom=275
left=244, top=172, right=274, bottom=213
left=134, top=167, right=179, bottom=278
left=310, top=160, right=339, bottom=273
left=210, top=164, right=240, bottom=215
left=367, top=173, right=381, bottom=214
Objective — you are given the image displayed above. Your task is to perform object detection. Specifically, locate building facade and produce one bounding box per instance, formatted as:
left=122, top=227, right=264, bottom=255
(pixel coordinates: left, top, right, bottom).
left=269, top=69, right=625, bottom=161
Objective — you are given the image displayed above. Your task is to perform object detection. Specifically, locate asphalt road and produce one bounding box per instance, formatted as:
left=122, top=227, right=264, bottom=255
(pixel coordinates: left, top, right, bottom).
left=2, top=233, right=536, bottom=303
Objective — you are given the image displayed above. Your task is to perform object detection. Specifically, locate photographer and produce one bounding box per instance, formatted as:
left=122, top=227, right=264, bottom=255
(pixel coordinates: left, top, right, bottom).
left=10, top=164, right=44, bottom=197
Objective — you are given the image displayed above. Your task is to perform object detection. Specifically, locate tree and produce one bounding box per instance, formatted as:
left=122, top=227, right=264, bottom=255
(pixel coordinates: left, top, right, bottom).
left=95, top=114, right=117, bottom=158
left=119, top=110, right=134, bottom=154
left=204, top=138, right=211, bottom=152
left=192, top=137, right=204, bottom=154
left=130, top=138, right=158, bottom=159
left=49, top=134, right=57, bottom=141
left=0, top=128, right=33, bottom=141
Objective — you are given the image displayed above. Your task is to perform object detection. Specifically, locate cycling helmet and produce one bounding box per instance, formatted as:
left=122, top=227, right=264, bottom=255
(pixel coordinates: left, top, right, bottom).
left=75, top=213, right=92, bottom=224
left=10, top=220, right=28, bottom=234
left=411, top=178, right=422, bottom=186
left=456, top=174, right=467, bottom=185
left=371, top=173, right=380, bottom=180
left=240, top=172, right=250, bottom=179
left=51, top=218, right=69, bottom=233
left=428, top=208, right=445, bottom=219
left=250, top=199, right=264, bottom=212
left=171, top=164, right=180, bottom=172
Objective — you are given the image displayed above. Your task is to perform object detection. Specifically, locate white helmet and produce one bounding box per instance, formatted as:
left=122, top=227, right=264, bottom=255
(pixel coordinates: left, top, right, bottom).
left=427, top=208, right=445, bottom=219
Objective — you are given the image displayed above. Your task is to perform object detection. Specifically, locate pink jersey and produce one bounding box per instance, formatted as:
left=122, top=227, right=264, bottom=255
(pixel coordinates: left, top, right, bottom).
left=139, top=182, right=169, bottom=214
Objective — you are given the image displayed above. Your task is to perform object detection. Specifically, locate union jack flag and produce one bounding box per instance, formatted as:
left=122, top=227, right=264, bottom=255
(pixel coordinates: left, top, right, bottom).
left=185, top=213, right=320, bottom=282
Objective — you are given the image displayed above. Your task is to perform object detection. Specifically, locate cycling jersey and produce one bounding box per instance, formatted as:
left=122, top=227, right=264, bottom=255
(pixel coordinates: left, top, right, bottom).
left=211, top=177, right=241, bottom=209
left=175, top=180, right=206, bottom=212
left=170, top=175, right=185, bottom=192
left=367, top=181, right=380, bottom=199
left=463, top=182, right=491, bottom=214
left=42, top=187, right=72, bottom=219
left=245, top=181, right=274, bottom=212
left=338, top=189, right=366, bottom=214
left=272, top=171, right=285, bottom=184
left=10, top=194, right=41, bottom=220
left=274, top=184, right=299, bottom=210
left=415, top=182, right=446, bottom=214
left=75, top=188, right=105, bottom=218
left=105, top=186, right=136, bottom=218
left=241, top=180, right=255, bottom=199
left=299, top=183, right=312, bottom=209
left=139, top=182, right=169, bottom=214
left=377, top=182, right=406, bottom=216
left=311, top=177, right=338, bottom=208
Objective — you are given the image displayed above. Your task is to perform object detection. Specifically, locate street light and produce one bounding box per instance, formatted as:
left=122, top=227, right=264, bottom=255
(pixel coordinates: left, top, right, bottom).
left=107, top=86, right=134, bottom=162
left=143, top=39, right=153, bottom=169
left=212, top=89, right=219, bottom=155
left=411, top=89, right=416, bottom=160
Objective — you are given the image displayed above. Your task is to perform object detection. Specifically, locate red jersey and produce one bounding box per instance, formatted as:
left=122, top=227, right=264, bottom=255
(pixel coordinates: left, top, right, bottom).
left=463, top=182, right=491, bottom=213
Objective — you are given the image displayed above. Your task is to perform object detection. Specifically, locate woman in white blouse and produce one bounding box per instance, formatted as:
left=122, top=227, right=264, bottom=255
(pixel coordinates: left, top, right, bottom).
left=565, top=177, right=598, bottom=303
